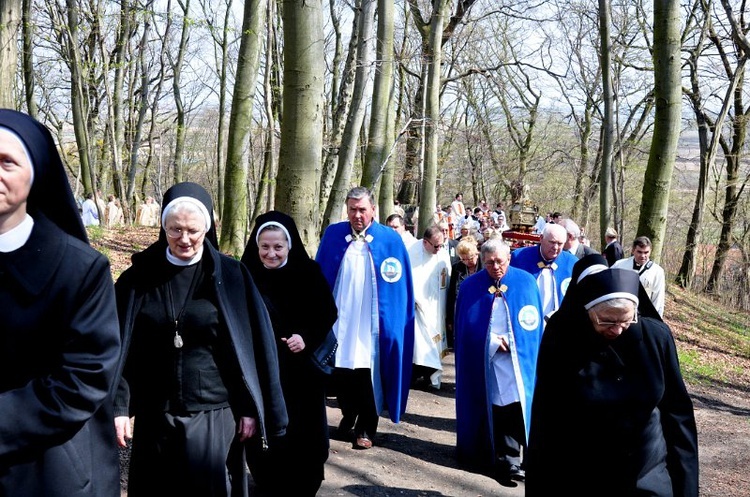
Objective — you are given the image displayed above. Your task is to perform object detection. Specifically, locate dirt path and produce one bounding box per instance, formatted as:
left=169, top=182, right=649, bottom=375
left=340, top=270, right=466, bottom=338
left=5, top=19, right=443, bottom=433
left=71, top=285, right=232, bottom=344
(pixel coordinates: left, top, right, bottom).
left=317, top=354, right=523, bottom=497
left=312, top=353, right=750, bottom=497
left=117, top=345, right=749, bottom=497
left=120, top=353, right=749, bottom=497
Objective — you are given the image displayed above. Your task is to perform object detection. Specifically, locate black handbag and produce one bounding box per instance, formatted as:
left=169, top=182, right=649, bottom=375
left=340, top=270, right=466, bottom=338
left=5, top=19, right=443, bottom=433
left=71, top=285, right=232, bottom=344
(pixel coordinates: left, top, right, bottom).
left=310, top=330, right=338, bottom=375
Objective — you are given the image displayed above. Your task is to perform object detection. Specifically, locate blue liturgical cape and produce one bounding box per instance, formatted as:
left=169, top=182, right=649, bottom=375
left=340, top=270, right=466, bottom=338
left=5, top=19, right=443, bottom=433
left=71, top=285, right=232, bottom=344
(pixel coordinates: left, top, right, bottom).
left=509, top=245, right=577, bottom=310
left=316, top=220, right=415, bottom=423
left=454, top=267, right=543, bottom=468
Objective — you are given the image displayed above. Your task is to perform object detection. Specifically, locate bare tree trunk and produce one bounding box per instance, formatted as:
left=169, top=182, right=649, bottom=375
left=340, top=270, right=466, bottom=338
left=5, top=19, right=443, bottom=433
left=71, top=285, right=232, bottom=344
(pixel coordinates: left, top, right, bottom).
left=598, top=0, right=614, bottom=249
left=318, top=15, right=361, bottom=225
left=707, top=141, right=746, bottom=293
left=705, top=48, right=749, bottom=293
left=328, top=0, right=344, bottom=122
left=417, top=0, right=450, bottom=236
left=200, top=0, right=234, bottom=217
left=65, top=0, right=95, bottom=195
left=636, top=0, right=681, bottom=261
left=323, top=0, right=376, bottom=229
left=141, top=5, right=170, bottom=199
left=276, top=0, right=325, bottom=251
left=677, top=4, right=736, bottom=288
left=220, top=0, right=266, bottom=255
left=400, top=0, right=477, bottom=207
left=690, top=0, right=750, bottom=294
left=21, top=0, right=36, bottom=116
left=104, top=0, right=132, bottom=221
left=495, top=65, right=540, bottom=206
left=363, top=0, right=395, bottom=203
left=318, top=3, right=360, bottom=227
left=251, top=0, right=280, bottom=227
left=170, top=0, right=191, bottom=185
left=128, top=0, right=155, bottom=203
left=0, top=0, right=20, bottom=107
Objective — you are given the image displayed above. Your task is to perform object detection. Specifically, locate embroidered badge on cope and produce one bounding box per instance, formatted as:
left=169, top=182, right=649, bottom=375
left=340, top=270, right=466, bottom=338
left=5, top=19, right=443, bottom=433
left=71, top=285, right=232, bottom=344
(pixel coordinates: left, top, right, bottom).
left=518, top=305, right=541, bottom=331
left=381, top=257, right=403, bottom=283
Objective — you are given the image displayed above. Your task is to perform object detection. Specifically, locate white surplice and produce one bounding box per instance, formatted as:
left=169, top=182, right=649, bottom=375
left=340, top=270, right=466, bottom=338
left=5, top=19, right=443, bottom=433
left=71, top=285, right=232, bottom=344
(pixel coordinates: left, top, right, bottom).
left=408, top=241, right=451, bottom=386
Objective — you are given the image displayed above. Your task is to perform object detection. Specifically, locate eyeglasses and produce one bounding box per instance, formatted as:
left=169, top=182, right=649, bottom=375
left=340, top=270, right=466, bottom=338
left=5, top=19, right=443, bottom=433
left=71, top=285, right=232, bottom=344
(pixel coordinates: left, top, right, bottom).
left=592, top=313, right=638, bottom=328
left=483, top=258, right=509, bottom=267
left=424, top=239, right=442, bottom=250
left=166, top=226, right=206, bottom=239
left=459, top=255, right=477, bottom=264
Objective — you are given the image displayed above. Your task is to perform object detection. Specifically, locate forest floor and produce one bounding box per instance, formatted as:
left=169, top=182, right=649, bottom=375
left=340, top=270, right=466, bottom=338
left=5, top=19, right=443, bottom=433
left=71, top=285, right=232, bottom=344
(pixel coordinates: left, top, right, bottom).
left=98, top=226, right=750, bottom=497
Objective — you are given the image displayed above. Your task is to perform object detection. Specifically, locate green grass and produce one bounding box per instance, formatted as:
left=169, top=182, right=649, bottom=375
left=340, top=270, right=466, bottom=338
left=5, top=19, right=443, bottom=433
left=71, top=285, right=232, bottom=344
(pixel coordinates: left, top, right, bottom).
left=86, top=225, right=106, bottom=243
left=678, top=349, right=727, bottom=385
left=668, top=283, right=750, bottom=389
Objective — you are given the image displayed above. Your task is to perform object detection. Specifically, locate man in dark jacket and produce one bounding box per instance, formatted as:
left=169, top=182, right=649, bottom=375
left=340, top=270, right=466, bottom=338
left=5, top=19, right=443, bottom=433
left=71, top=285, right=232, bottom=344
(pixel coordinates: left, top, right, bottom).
left=603, top=227, right=624, bottom=266
left=559, top=218, right=598, bottom=259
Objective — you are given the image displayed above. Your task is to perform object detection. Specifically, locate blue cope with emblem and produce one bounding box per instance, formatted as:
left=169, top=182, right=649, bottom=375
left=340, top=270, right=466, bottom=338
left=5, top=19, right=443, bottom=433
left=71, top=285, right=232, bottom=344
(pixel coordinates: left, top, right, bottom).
left=453, top=266, right=543, bottom=468
left=316, top=220, right=415, bottom=423
left=509, top=244, right=577, bottom=309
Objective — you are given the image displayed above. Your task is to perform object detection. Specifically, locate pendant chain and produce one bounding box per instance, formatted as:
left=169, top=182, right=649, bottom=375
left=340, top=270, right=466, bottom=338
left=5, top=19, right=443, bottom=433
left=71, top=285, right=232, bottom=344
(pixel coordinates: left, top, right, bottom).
left=167, top=266, right=200, bottom=349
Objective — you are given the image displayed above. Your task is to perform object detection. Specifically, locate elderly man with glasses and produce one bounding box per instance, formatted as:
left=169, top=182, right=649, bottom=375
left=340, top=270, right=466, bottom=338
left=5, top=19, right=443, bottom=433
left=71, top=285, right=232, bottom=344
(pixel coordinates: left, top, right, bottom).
left=408, top=224, right=452, bottom=389
left=510, top=223, right=577, bottom=322
left=454, top=238, right=544, bottom=486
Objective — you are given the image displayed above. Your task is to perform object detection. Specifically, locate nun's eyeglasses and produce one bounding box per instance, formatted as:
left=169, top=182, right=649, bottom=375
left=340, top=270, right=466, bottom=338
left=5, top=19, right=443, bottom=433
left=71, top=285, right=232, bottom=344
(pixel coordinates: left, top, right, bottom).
left=592, top=313, right=638, bottom=328
left=166, top=227, right=205, bottom=240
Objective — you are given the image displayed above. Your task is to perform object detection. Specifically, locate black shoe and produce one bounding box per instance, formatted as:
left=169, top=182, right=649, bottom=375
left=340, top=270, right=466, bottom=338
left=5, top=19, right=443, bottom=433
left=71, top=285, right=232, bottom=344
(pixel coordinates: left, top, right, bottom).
left=495, top=474, right=518, bottom=488
left=333, top=417, right=354, bottom=441
left=509, top=466, right=525, bottom=482
left=494, top=462, right=521, bottom=487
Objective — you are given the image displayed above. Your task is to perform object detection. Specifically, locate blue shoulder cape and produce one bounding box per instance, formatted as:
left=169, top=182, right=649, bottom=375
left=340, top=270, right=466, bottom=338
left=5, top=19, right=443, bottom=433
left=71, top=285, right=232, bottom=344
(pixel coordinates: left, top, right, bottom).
left=316, top=221, right=415, bottom=423
left=509, top=245, right=577, bottom=308
left=454, top=267, right=543, bottom=468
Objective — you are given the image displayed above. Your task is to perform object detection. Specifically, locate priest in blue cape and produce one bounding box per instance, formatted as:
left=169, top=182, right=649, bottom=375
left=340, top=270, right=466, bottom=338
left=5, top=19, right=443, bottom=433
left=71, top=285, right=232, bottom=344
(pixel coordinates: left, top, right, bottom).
left=509, top=222, right=577, bottom=319
left=316, top=186, right=415, bottom=450
left=454, top=238, right=543, bottom=485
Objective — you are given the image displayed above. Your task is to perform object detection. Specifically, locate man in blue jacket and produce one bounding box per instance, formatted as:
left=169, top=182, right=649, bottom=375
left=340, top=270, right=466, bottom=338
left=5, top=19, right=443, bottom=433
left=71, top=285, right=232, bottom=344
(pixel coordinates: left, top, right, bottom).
left=317, top=187, right=415, bottom=450
left=454, top=238, right=543, bottom=485
left=510, top=223, right=577, bottom=321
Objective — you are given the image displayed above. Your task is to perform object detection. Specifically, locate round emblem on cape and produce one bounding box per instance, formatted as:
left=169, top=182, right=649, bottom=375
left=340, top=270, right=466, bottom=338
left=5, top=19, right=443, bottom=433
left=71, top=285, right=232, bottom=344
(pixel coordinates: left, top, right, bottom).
left=561, top=277, right=571, bottom=296
left=518, top=305, right=540, bottom=331
left=380, top=257, right=403, bottom=283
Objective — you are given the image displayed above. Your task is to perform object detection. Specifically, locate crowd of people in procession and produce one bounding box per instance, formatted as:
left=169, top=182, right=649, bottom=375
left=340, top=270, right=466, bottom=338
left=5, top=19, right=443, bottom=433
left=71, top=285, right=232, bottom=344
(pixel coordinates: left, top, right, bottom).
left=80, top=191, right=160, bottom=228
left=1, top=109, right=697, bottom=497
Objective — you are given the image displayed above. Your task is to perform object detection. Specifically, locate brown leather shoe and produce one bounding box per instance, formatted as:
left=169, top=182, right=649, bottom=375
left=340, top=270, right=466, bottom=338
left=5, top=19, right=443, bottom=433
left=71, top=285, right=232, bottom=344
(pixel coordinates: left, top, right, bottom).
left=354, top=436, right=373, bottom=449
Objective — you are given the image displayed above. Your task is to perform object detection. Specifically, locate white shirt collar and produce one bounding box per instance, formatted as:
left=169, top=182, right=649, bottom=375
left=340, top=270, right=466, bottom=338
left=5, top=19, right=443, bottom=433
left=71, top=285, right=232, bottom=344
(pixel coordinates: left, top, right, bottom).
left=0, top=214, right=34, bottom=253
left=567, top=240, right=580, bottom=254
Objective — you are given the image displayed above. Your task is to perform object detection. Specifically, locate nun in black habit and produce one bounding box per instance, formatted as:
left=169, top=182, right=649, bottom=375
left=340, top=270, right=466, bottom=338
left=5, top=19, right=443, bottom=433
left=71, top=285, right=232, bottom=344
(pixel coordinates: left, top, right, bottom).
left=0, top=109, right=121, bottom=496
left=241, top=210, right=338, bottom=496
left=113, top=182, right=287, bottom=497
left=526, top=254, right=699, bottom=497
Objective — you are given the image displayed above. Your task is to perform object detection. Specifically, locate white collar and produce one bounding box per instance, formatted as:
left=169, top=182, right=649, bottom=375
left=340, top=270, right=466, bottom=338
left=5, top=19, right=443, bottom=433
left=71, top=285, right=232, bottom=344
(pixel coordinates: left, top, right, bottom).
left=0, top=214, right=34, bottom=253
left=263, top=258, right=288, bottom=269
left=166, top=245, right=204, bottom=266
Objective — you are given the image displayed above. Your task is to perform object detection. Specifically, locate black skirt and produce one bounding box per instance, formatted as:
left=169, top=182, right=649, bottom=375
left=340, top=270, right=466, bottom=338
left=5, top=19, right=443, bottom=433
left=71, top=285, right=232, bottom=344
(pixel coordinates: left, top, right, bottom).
left=127, top=407, right=248, bottom=497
